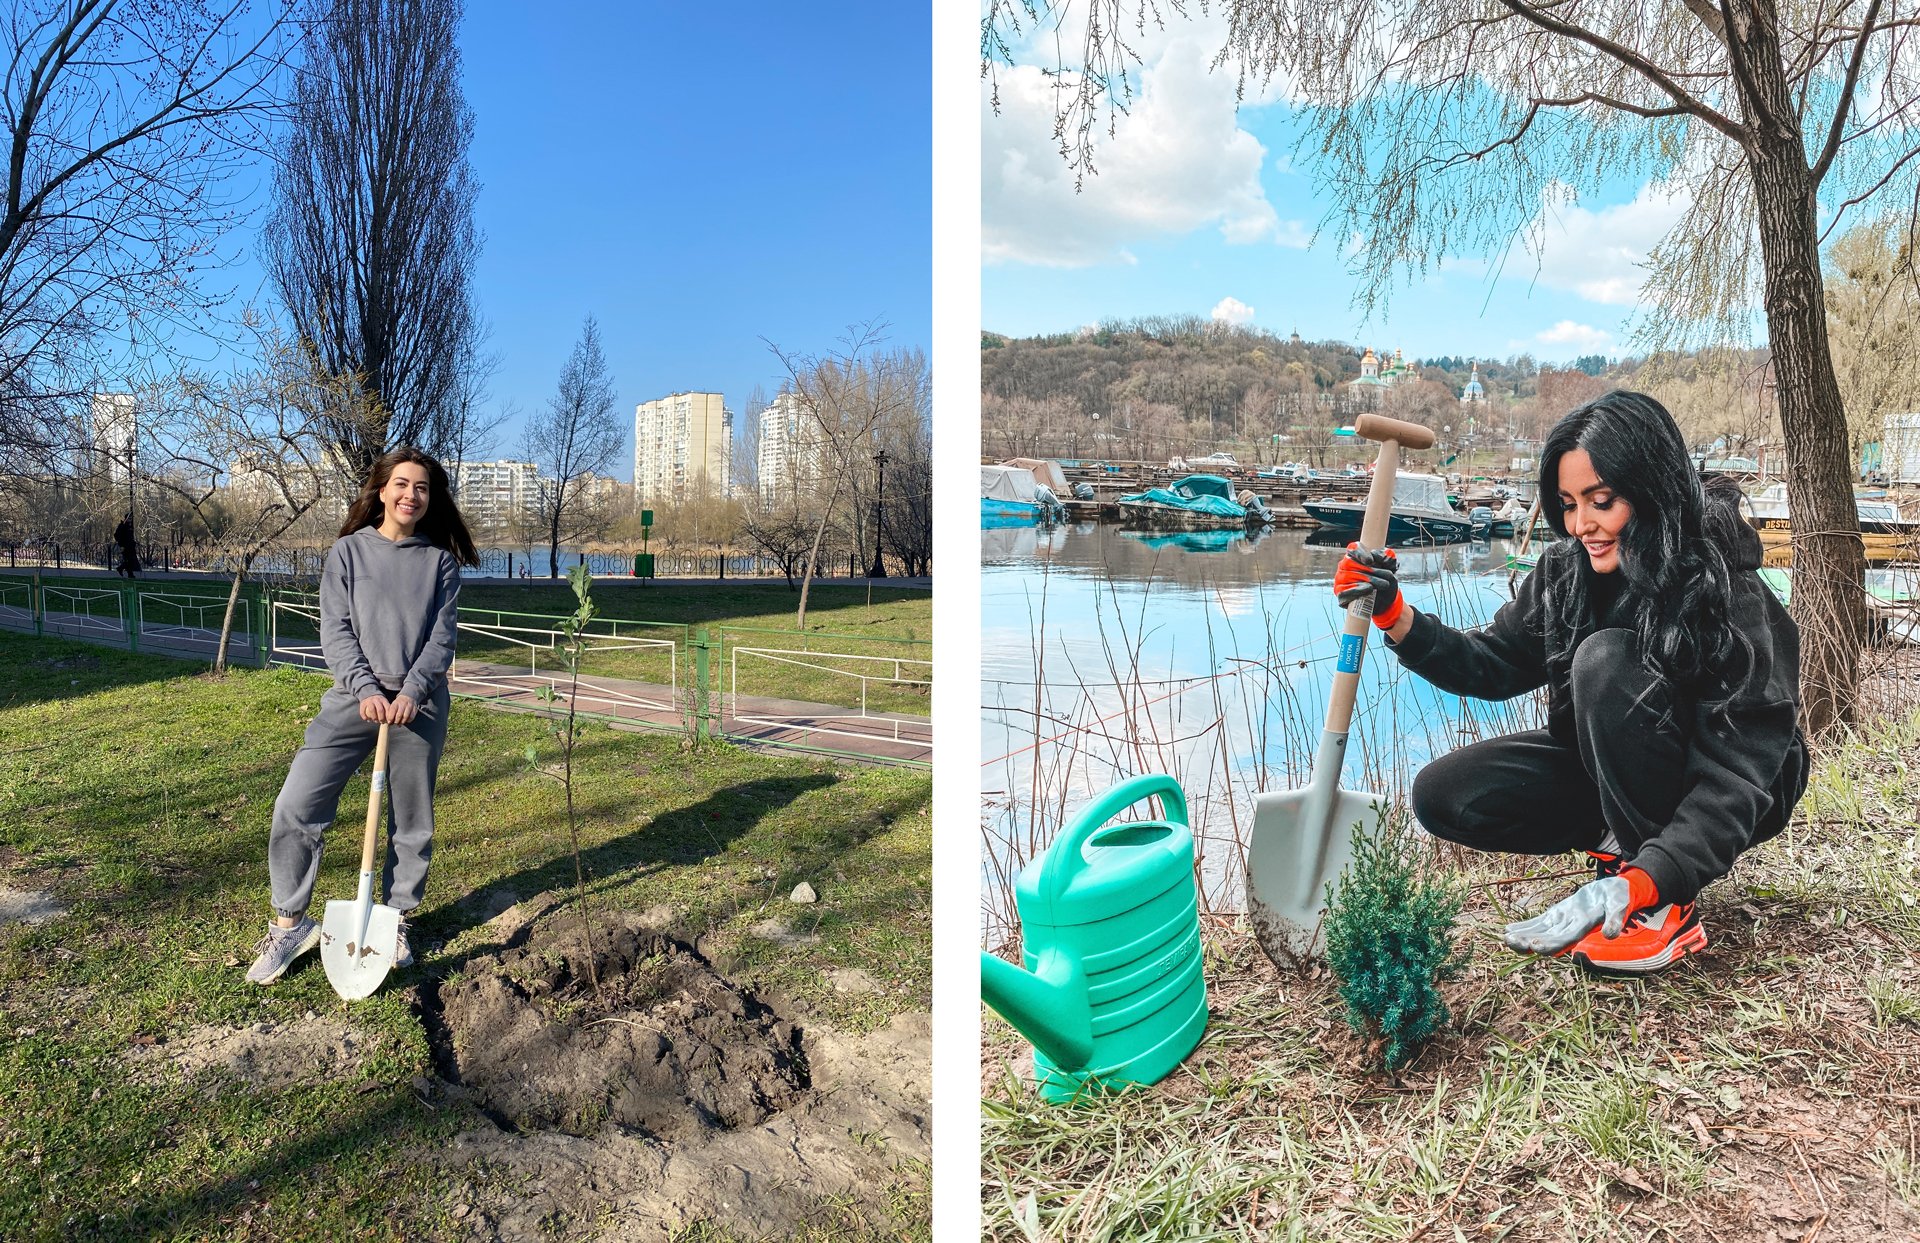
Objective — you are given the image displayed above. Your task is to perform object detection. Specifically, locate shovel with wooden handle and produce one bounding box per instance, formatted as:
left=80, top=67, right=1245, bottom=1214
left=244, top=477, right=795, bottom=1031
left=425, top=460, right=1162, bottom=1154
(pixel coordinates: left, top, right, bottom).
left=321, top=721, right=402, bottom=1000
left=1248, top=412, right=1437, bottom=966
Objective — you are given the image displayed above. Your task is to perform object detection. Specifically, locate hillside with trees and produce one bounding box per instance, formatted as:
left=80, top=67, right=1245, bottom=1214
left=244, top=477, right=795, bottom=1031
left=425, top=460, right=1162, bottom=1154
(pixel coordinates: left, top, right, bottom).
left=983, top=317, right=1794, bottom=475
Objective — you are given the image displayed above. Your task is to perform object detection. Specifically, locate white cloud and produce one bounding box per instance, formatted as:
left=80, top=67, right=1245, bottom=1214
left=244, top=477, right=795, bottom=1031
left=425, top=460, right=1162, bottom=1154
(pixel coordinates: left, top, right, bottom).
left=1524, top=183, right=1691, bottom=306
left=1536, top=320, right=1612, bottom=350
left=1211, top=296, right=1255, bottom=325
left=983, top=36, right=1281, bottom=267
left=1274, top=219, right=1311, bottom=249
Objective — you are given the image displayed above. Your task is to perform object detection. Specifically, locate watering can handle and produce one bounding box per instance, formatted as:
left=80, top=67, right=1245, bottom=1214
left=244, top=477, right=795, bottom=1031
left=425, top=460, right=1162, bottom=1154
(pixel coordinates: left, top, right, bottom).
left=1040, top=773, right=1188, bottom=907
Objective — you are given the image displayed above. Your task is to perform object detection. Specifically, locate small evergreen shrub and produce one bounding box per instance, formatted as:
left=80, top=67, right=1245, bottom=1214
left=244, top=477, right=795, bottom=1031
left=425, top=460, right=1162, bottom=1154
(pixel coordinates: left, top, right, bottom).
left=1322, top=803, right=1463, bottom=1070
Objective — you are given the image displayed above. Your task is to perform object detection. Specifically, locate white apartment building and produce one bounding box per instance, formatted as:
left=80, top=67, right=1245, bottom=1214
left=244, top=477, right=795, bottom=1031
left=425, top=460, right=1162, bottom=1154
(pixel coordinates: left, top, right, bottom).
left=452, top=459, right=544, bottom=530
left=634, top=391, right=731, bottom=503
left=89, top=393, right=138, bottom=488
left=756, top=389, right=824, bottom=501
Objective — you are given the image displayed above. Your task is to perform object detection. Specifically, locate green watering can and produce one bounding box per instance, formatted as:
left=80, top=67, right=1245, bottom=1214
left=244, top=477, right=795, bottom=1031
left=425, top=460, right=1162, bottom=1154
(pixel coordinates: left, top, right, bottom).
left=981, top=773, right=1209, bottom=1102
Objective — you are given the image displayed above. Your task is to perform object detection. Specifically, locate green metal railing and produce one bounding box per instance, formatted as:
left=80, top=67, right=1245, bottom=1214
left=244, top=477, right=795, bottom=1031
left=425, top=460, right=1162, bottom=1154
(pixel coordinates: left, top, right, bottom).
left=0, top=573, right=259, bottom=665
left=0, top=573, right=932, bottom=766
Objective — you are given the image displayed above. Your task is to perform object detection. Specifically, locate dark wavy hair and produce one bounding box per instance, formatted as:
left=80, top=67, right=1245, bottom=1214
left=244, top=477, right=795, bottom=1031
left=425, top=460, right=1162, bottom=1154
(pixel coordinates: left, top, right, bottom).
left=1537, top=390, right=1751, bottom=707
left=339, top=446, right=479, bottom=567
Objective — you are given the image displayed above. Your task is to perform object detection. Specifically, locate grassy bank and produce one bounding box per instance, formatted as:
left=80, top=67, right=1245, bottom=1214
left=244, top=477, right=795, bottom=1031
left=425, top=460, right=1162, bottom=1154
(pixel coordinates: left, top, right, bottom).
left=983, top=700, right=1920, bottom=1241
left=0, top=630, right=931, bottom=1240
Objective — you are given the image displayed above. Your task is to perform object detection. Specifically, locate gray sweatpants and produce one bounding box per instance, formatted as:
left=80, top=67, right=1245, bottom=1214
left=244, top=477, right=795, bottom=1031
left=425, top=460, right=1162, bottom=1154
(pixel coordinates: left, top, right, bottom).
left=267, top=685, right=449, bottom=918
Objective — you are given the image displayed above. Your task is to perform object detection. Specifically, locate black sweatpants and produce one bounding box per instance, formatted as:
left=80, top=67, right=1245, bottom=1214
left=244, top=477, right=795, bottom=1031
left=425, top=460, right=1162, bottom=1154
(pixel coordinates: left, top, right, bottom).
left=1410, top=628, right=1799, bottom=864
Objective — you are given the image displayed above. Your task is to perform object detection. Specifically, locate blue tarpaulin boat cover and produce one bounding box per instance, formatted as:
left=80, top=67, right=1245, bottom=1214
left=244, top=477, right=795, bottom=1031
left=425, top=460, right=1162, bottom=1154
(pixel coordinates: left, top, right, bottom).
left=1119, top=473, right=1245, bottom=517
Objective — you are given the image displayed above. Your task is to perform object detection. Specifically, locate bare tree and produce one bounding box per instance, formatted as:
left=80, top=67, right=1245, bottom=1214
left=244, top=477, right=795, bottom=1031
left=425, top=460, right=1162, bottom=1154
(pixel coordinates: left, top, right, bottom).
left=0, top=0, right=296, bottom=475
left=138, top=328, right=341, bottom=671
left=988, top=0, right=1920, bottom=732
left=524, top=317, right=623, bottom=578
left=1823, top=216, right=1920, bottom=468
left=767, top=323, right=922, bottom=629
left=264, top=0, right=480, bottom=478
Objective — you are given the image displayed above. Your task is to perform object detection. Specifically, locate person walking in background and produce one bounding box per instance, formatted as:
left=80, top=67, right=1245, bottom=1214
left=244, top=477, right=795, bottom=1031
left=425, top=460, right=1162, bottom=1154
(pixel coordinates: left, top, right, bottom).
left=246, top=447, right=480, bottom=985
left=112, top=513, right=139, bottom=579
left=1332, top=391, right=1807, bottom=976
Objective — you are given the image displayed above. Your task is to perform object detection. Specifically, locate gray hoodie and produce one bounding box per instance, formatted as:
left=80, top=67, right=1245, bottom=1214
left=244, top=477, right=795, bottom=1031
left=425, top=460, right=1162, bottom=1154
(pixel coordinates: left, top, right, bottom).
left=319, top=525, right=461, bottom=704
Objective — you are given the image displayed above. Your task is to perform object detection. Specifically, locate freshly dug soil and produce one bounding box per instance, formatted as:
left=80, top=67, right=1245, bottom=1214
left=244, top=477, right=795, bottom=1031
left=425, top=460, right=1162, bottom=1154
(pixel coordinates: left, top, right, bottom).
left=436, top=913, right=807, bottom=1141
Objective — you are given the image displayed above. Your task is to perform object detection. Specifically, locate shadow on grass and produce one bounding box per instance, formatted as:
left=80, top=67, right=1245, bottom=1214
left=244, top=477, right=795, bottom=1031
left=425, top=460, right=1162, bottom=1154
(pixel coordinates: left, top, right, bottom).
left=418, top=768, right=843, bottom=975
left=0, top=630, right=196, bottom=712
left=46, top=1087, right=439, bottom=1241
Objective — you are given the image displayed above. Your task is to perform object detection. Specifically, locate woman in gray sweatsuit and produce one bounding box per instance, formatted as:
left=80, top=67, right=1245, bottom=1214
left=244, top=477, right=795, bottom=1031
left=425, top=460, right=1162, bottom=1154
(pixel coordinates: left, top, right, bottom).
left=247, top=447, right=480, bottom=984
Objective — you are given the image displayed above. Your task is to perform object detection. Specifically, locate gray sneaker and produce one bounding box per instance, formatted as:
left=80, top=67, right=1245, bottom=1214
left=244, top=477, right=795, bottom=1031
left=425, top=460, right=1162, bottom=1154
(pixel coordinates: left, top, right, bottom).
left=393, top=918, right=413, bottom=969
left=246, top=917, right=320, bottom=985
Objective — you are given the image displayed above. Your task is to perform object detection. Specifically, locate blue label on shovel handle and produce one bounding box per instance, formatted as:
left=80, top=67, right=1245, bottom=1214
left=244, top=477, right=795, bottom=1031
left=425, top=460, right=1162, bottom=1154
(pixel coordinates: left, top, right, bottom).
left=1336, top=632, right=1364, bottom=674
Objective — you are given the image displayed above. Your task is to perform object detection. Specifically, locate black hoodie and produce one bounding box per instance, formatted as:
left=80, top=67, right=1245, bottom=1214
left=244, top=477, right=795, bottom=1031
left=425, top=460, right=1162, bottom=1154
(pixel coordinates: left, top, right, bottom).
left=1386, top=505, right=1805, bottom=906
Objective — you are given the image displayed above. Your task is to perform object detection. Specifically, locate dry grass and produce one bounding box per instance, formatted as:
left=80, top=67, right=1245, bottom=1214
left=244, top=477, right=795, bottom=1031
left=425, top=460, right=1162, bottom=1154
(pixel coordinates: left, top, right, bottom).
left=982, top=670, right=1920, bottom=1242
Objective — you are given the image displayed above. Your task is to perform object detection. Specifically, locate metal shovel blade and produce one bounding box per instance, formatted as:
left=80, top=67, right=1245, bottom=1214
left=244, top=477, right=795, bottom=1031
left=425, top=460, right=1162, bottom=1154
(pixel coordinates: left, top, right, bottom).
left=320, top=888, right=401, bottom=1001
left=1248, top=784, right=1385, bottom=963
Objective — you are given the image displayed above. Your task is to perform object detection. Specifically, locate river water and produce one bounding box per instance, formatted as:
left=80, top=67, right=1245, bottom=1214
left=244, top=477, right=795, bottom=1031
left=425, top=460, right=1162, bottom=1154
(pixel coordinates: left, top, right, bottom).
left=980, top=520, right=1552, bottom=935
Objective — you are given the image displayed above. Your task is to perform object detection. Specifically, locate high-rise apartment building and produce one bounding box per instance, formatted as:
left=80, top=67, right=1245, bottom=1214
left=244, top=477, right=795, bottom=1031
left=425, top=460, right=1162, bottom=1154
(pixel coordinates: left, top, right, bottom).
left=452, top=459, right=544, bottom=530
left=88, top=393, right=137, bottom=488
left=633, top=391, right=731, bottom=503
left=756, top=389, right=825, bottom=501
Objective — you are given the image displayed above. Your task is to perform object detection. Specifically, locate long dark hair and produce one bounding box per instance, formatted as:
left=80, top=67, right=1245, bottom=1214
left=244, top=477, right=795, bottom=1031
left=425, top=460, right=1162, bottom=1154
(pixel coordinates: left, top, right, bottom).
left=339, top=446, right=480, bottom=567
left=1537, top=390, right=1751, bottom=705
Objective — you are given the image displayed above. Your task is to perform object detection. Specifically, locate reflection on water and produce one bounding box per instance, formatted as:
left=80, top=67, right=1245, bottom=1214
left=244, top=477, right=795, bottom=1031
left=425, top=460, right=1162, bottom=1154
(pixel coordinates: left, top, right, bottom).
left=981, top=521, right=1548, bottom=937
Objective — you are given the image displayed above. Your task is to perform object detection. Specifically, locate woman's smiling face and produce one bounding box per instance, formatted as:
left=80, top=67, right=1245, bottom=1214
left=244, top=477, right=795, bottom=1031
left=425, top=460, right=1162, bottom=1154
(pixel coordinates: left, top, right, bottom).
left=1556, top=448, right=1632, bottom=574
left=380, top=461, right=431, bottom=535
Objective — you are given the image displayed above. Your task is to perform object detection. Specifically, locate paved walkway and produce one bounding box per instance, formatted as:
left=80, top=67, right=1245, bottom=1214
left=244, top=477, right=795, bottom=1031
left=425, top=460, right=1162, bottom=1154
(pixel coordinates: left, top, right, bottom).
left=3, top=601, right=931, bottom=768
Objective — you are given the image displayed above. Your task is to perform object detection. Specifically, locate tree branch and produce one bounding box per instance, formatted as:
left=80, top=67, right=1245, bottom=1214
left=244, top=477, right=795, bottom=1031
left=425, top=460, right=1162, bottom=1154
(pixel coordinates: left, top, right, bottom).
left=1809, top=0, right=1884, bottom=187
left=1496, top=0, right=1743, bottom=140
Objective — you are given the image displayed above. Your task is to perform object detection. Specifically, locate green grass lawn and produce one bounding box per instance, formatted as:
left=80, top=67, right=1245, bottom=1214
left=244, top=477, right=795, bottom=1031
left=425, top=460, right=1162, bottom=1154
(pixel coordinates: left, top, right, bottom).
left=2, top=574, right=934, bottom=718
left=0, top=630, right=931, bottom=1241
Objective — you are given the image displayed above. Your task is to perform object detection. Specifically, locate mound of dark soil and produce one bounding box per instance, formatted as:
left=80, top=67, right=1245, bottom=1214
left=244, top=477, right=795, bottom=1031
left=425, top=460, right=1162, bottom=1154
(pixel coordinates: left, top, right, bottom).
left=436, top=914, right=807, bottom=1141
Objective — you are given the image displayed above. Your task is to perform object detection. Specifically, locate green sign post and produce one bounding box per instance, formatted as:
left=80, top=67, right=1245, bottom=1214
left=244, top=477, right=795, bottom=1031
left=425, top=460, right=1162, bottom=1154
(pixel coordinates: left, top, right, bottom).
left=634, top=508, right=655, bottom=579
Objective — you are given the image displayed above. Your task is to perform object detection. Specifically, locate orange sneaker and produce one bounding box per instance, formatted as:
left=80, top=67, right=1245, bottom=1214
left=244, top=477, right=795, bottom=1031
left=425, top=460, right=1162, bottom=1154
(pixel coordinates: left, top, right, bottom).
left=1562, top=902, right=1707, bottom=977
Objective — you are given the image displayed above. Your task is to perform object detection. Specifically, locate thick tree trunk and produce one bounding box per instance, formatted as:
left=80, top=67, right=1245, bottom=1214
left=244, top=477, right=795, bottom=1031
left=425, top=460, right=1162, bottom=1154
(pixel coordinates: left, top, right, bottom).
left=1734, top=1, right=1867, bottom=734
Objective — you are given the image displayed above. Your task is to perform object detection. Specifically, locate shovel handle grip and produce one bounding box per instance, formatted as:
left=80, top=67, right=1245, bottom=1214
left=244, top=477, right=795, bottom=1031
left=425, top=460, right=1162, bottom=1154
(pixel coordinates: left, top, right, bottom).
left=357, top=722, right=391, bottom=875
left=1041, top=773, right=1187, bottom=907
left=1353, top=413, right=1436, bottom=449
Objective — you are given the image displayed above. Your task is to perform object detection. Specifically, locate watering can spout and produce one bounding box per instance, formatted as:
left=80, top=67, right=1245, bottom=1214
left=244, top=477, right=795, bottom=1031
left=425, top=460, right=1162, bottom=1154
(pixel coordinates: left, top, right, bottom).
left=980, top=946, right=1092, bottom=1071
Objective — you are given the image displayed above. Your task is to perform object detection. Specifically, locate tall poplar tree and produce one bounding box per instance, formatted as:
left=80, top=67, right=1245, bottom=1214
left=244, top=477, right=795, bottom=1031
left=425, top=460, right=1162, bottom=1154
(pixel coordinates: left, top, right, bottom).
left=264, top=0, right=481, bottom=479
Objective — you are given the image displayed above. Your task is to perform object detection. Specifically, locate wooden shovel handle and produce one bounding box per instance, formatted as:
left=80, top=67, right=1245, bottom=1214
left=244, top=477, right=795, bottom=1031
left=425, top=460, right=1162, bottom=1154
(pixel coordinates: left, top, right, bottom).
left=1324, top=429, right=1419, bottom=735
left=358, top=722, right=391, bottom=875
left=1353, top=412, right=1436, bottom=449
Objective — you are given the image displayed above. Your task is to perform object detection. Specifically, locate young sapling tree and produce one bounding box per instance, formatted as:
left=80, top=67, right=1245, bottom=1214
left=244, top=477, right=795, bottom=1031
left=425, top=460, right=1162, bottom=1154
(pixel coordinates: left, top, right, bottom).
left=1323, top=803, right=1463, bottom=1072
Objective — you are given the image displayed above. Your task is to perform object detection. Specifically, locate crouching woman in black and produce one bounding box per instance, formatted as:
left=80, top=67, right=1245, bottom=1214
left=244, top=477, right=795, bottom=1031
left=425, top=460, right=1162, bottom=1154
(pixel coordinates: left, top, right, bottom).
left=1333, top=391, right=1807, bottom=975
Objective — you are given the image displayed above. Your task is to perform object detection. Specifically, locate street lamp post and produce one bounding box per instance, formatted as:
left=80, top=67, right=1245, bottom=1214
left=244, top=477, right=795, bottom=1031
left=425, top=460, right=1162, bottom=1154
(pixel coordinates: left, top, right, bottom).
left=868, top=449, right=889, bottom=579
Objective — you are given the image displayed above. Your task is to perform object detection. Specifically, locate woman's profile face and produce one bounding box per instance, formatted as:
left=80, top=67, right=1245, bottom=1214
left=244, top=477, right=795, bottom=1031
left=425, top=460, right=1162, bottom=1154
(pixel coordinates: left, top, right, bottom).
left=1556, top=448, right=1633, bottom=574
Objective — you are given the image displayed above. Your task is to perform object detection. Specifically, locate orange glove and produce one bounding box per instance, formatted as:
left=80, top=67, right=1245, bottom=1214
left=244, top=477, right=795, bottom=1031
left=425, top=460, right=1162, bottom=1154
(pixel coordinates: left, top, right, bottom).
left=1333, top=543, right=1404, bottom=630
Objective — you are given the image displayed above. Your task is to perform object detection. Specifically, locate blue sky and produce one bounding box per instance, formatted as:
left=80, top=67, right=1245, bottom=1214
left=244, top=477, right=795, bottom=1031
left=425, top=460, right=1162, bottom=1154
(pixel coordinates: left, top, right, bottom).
left=212, top=3, right=930, bottom=479
left=982, top=22, right=1688, bottom=363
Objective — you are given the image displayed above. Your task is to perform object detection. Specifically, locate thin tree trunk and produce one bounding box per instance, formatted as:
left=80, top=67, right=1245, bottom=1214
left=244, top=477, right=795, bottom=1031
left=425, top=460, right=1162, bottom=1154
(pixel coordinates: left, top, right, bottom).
left=796, top=473, right=850, bottom=631
left=214, top=552, right=254, bottom=675
left=1734, top=1, right=1866, bottom=733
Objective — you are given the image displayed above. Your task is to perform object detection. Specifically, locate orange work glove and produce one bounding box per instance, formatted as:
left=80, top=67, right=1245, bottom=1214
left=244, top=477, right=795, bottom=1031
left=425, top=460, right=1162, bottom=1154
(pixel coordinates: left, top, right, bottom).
left=1333, top=543, right=1404, bottom=630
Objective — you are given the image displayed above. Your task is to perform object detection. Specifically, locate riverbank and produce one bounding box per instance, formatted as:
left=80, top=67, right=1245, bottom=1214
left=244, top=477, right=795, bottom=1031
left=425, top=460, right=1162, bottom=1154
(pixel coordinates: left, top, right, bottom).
left=983, top=656, right=1920, bottom=1241
left=0, top=631, right=932, bottom=1240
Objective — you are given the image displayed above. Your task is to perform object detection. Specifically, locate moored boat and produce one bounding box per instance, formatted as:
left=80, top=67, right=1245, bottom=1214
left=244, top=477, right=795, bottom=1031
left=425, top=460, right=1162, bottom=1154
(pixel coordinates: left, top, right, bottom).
left=1116, top=474, right=1269, bottom=529
left=982, top=463, right=1066, bottom=525
left=1303, top=471, right=1474, bottom=543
